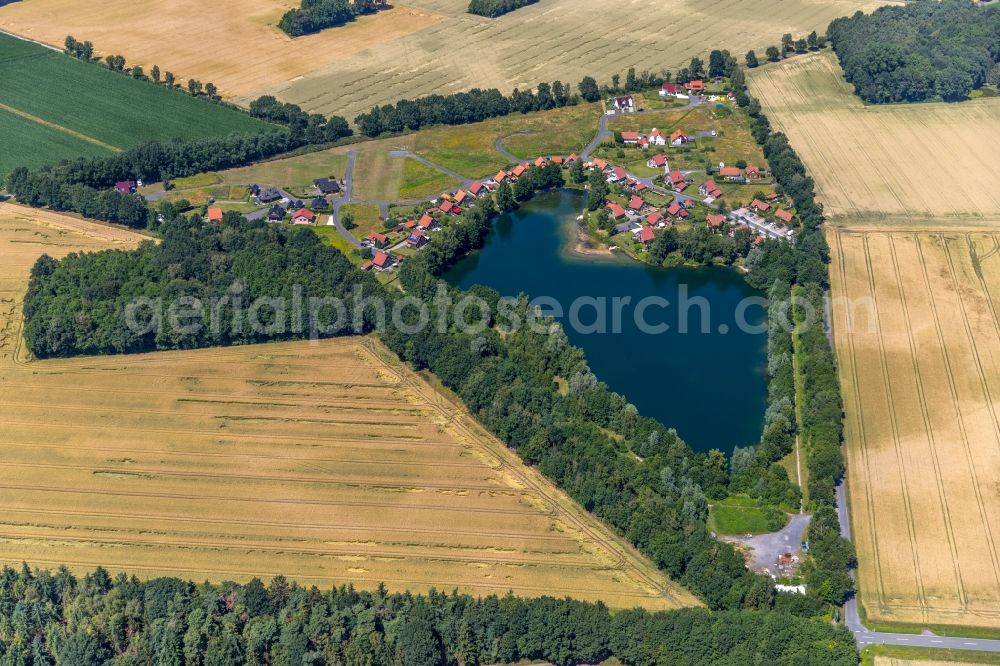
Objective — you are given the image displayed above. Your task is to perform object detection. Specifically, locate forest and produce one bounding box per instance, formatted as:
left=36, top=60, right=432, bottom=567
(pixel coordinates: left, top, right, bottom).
left=0, top=564, right=856, bottom=665
left=279, top=0, right=387, bottom=37
left=828, top=0, right=1000, bottom=102
left=467, top=0, right=539, bottom=18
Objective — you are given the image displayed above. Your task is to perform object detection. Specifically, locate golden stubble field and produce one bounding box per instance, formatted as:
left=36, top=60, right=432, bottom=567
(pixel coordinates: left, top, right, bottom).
left=829, top=223, right=1000, bottom=630
left=748, top=51, right=1000, bottom=222
left=0, top=0, right=892, bottom=120
left=0, top=202, right=694, bottom=609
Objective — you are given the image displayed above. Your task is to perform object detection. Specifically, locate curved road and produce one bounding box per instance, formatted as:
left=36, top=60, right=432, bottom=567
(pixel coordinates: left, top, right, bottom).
left=835, top=482, right=1000, bottom=652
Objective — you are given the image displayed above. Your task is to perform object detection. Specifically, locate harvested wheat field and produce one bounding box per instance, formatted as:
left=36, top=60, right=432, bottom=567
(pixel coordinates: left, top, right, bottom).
left=749, top=52, right=1000, bottom=223
left=0, top=0, right=891, bottom=120
left=829, top=224, right=1000, bottom=631
left=0, top=203, right=693, bottom=609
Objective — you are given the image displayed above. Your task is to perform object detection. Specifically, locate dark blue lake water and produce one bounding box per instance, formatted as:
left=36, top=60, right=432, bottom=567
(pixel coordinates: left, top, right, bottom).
left=444, top=189, right=767, bottom=454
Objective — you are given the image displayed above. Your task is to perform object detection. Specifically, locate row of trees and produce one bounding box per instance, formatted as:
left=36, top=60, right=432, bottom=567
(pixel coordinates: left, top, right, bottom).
left=248, top=95, right=352, bottom=144
left=468, top=0, right=539, bottom=17
left=828, top=0, right=1000, bottom=102
left=354, top=82, right=578, bottom=137
left=0, top=564, right=857, bottom=665
left=64, top=35, right=220, bottom=100
left=744, top=31, right=825, bottom=68
left=279, top=0, right=386, bottom=37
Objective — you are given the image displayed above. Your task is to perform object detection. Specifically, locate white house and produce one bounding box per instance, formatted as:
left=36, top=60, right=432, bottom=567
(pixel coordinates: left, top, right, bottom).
left=613, top=95, right=635, bottom=112
left=649, top=128, right=666, bottom=146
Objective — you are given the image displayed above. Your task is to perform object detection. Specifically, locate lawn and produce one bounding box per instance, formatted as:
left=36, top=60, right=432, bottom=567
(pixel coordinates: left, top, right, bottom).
left=0, top=107, right=112, bottom=176
left=0, top=33, right=274, bottom=171
left=309, top=225, right=363, bottom=264
left=341, top=204, right=384, bottom=241
left=217, top=151, right=350, bottom=196
left=709, top=496, right=784, bottom=535
left=398, top=158, right=460, bottom=200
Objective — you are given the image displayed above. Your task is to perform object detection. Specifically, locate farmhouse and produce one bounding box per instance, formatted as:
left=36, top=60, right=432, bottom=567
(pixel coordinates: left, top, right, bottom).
left=719, top=166, right=743, bottom=181
left=292, top=208, right=316, bottom=225
left=454, top=190, right=469, bottom=205
left=114, top=180, right=137, bottom=194
left=621, top=131, right=641, bottom=145
left=670, top=129, right=689, bottom=146
left=699, top=179, right=722, bottom=198
left=207, top=207, right=224, bottom=222
left=613, top=95, right=635, bottom=112
left=591, top=158, right=609, bottom=172
left=660, top=83, right=689, bottom=98
left=440, top=200, right=459, bottom=215
left=686, top=80, right=705, bottom=93
left=314, top=178, right=341, bottom=195
left=534, top=156, right=547, bottom=167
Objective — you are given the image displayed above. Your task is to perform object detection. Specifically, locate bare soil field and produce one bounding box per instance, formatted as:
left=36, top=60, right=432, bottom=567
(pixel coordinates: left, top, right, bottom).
left=748, top=52, right=1000, bottom=223
left=0, top=202, right=693, bottom=609
left=0, top=0, right=891, bottom=120
left=829, top=224, right=1000, bottom=631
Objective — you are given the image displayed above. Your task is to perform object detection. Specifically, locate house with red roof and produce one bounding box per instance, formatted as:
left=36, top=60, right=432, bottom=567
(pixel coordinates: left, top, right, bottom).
left=638, top=136, right=650, bottom=149
left=454, top=190, right=469, bottom=205
left=440, top=200, right=457, bottom=215
left=670, top=129, right=689, bottom=146
left=406, top=229, right=429, bottom=249
left=114, top=180, right=137, bottom=194
left=647, top=154, right=668, bottom=169
left=706, top=213, right=726, bottom=229
left=292, top=208, right=316, bottom=225
left=766, top=192, right=781, bottom=201
left=621, top=131, right=641, bottom=145
left=417, top=214, right=440, bottom=231
left=207, top=207, right=224, bottom=222
left=634, top=181, right=648, bottom=193
left=745, top=165, right=762, bottom=181
left=774, top=209, right=794, bottom=223
left=606, top=202, right=627, bottom=219
left=628, top=195, right=645, bottom=211
left=646, top=211, right=664, bottom=227
left=551, top=156, right=564, bottom=165
left=511, top=164, right=528, bottom=178
left=591, top=158, right=609, bottom=171
left=609, top=166, right=626, bottom=182
left=534, top=156, right=547, bottom=167
left=565, top=153, right=579, bottom=165
left=638, top=226, right=655, bottom=244
left=751, top=199, right=771, bottom=213
left=469, top=181, right=485, bottom=197
left=669, top=171, right=687, bottom=190
left=371, top=250, right=396, bottom=271
left=665, top=201, right=689, bottom=219
left=649, top=128, right=666, bottom=146
left=719, top=166, right=743, bottom=181
left=366, top=232, right=389, bottom=249
left=699, top=179, right=722, bottom=198
left=685, top=80, right=705, bottom=93
left=660, top=83, right=688, bottom=98
left=493, top=171, right=508, bottom=185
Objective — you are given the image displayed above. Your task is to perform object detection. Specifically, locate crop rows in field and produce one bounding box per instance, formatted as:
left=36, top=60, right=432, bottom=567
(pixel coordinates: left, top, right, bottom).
left=830, top=225, right=1000, bottom=630
left=0, top=204, right=693, bottom=609
left=749, top=52, right=1000, bottom=222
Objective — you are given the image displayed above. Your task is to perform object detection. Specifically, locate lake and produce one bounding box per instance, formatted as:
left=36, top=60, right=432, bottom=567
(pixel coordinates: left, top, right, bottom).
left=444, top=189, right=767, bottom=455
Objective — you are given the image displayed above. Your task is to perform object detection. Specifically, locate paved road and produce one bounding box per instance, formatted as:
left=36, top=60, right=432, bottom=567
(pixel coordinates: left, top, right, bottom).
left=331, top=150, right=362, bottom=247
left=836, top=482, right=1000, bottom=652
left=390, top=150, right=472, bottom=187
left=494, top=132, right=532, bottom=163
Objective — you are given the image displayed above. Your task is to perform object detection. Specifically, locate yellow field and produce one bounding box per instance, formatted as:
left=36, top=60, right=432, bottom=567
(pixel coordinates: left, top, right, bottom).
left=0, top=0, right=891, bottom=120
left=0, top=202, right=695, bottom=609
left=748, top=52, right=1000, bottom=223
left=830, top=223, right=1000, bottom=630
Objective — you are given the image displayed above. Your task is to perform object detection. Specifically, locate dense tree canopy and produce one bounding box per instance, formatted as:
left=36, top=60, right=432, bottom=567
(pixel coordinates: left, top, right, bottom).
left=279, top=0, right=387, bottom=36
left=468, top=0, right=539, bottom=17
left=828, top=0, right=1000, bottom=102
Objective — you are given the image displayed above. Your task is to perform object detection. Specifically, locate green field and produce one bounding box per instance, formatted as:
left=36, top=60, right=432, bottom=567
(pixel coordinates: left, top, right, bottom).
left=709, top=496, right=786, bottom=535
left=0, top=33, right=274, bottom=177
left=398, top=159, right=460, bottom=200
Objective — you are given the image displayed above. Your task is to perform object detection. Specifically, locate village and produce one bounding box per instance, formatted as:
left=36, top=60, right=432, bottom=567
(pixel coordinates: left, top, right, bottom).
left=135, top=76, right=798, bottom=276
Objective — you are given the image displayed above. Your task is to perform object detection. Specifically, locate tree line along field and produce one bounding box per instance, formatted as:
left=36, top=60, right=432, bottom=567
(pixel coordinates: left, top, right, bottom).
left=748, top=51, right=1000, bottom=223
left=0, top=32, right=274, bottom=178
left=0, top=0, right=893, bottom=122
left=829, top=224, right=1000, bottom=632
left=0, top=203, right=695, bottom=611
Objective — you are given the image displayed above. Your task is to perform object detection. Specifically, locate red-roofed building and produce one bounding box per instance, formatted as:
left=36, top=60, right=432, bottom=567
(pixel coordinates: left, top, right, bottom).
left=292, top=208, right=316, bottom=225
left=592, top=158, right=609, bottom=171
left=666, top=202, right=682, bottom=217
left=751, top=199, right=771, bottom=213
left=566, top=153, right=579, bottom=165
left=638, top=226, right=655, bottom=244
left=646, top=211, right=663, bottom=226
left=628, top=195, right=645, bottom=210
left=114, top=180, right=137, bottom=194
left=621, top=131, right=641, bottom=145
left=766, top=192, right=781, bottom=201
left=774, top=209, right=794, bottom=223
left=686, top=80, right=705, bottom=93
left=638, top=136, right=649, bottom=149
left=534, top=156, right=547, bottom=167
left=405, top=219, right=418, bottom=229
left=647, top=154, right=667, bottom=169
left=719, top=166, right=742, bottom=180
left=699, top=179, right=722, bottom=198
left=660, top=83, right=688, bottom=98
left=512, top=164, right=527, bottom=178
left=372, top=250, right=396, bottom=271
left=610, top=166, right=626, bottom=182
left=745, top=165, right=762, bottom=180
left=551, top=155, right=564, bottom=165
left=440, top=200, right=456, bottom=214
left=669, top=171, right=686, bottom=190
left=606, top=202, right=627, bottom=219
left=494, top=171, right=508, bottom=184
left=361, top=261, right=374, bottom=271
left=406, top=229, right=429, bottom=249
left=207, top=207, right=224, bottom=222
left=649, top=128, right=666, bottom=146
left=418, top=214, right=440, bottom=231
left=670, top=129, right=689, bottom=146
left=634, top=181, right=648, bottom=192
left=367, top=232, right=389, bottom=248
left=707, top=213, right=726, bottom=229
left=455, top=190, right=469, bottom=205
left=469, top=181, right=485, bottom=197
